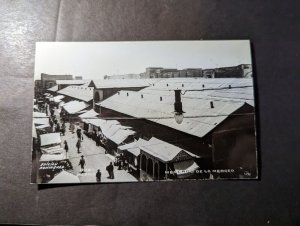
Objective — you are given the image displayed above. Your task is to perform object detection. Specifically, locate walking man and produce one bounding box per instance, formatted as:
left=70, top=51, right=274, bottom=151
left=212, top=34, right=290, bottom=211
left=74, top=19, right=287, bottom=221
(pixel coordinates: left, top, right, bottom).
left=78, top=155, right=86, bottom=173
left=106, top=162, right=114, bottom=179
left=64, top=140, right=69, bottom=158
left=96, top=169, right=102, bottom=182
left=61, top=122, right=66, bottom=136
left=76, top=139, right=81, bottom=153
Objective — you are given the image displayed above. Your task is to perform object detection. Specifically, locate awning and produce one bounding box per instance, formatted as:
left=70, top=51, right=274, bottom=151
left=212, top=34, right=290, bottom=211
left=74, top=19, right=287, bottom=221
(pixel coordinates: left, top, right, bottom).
left=62, top=100, right=89, bottom=114
left=52, top=95, right=65, bottom=103
left=33, top=118, right=49, bottom=126
left=41, top=145, right=64, bottom=154
left=40, top=133, right=61, bottom=146
left=33, top=112, right=48, bottom=118
left=173, top=160, right=199, bottom=177
left=79, top=109, right=99, bottom=119
left=48, top=170, right=80, bottom=184
left=108, top=129, right=136, bottom=145
left=40, top=152, right=66, bottom=161
left=36, top=124, right=50, bottom=130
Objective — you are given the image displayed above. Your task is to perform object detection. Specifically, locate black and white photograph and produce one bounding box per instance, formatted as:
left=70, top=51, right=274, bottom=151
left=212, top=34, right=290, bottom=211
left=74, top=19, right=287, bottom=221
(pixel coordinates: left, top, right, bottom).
left=32, top=40, right=257, bottom=184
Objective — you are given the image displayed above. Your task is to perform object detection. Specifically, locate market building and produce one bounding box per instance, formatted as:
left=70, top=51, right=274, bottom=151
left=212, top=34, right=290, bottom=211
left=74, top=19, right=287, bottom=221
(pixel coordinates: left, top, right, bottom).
left=97, top=78, right=256, bottom=178
left=88, top=79, right=153, bottom=110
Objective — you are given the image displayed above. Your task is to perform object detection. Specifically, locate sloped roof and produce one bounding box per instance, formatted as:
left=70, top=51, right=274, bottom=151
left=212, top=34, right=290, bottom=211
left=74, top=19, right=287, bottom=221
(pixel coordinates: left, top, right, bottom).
left=141, top=78, right=254, bottom=106
left=62, top=100, right=89, bottom=114
left=89, top=79, right=153, bottom=89
left=51, top=95, right=65, bottom=103
left=119, top=138, right=148, bottom=156
left=79, top=109, right=99, bottom=119
left=48, top=170, right=80, bottom=183
left=40, top=133, right=61, bottom=146
left=100, top=89, right=246, bottom=138
left=58, top=85, right=93, bottom=102
left=140, top=137, right=197, bottom=162
left=109, top=129, right=136, bottom=145
left=47, top=85, right=58, bottom=92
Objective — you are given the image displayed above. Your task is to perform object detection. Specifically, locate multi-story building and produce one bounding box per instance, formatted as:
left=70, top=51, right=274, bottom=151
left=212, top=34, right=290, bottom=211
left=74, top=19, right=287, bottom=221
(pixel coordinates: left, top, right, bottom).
left=41, top=73, right=73, bottom=89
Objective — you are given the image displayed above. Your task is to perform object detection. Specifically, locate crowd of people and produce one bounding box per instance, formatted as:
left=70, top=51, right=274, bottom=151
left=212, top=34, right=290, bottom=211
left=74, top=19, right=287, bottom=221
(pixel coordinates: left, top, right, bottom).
left=35, top=97, right=122, bottom=183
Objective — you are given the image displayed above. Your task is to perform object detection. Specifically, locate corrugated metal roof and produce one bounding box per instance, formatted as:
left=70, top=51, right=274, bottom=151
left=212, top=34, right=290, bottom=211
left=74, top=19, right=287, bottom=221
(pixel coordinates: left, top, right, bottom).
left=141, top=78, right=254, bottom=106
left=140, top=137, right=197, bottom=162
left=119, top=138, right=148, bottom=156
left=100, top=89, right=246, bottom=138
left=62, top=100, right=90, bottom=114
left=58, top=85, right=94, bottom=102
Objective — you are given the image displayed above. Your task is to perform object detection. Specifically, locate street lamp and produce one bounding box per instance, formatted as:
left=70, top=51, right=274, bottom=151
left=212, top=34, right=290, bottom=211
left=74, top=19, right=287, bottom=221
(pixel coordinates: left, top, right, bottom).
left=174, top=90, right=185, bottom=124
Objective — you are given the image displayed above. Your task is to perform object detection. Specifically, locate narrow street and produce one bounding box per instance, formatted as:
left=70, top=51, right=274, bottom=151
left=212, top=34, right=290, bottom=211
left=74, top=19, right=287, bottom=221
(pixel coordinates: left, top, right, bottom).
left=54, top=108, right=138, bottom=183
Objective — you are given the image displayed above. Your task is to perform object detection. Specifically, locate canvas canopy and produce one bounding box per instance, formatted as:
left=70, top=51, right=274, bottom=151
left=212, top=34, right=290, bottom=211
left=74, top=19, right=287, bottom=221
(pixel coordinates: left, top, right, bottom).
left=41, top=145, right=64, bottom=154
left=40, top=152, right=66, bottom=161
left=79, top=109, right=99, bottom=119
left=62, top=100, right=89, bottom=114
left=140, top=137, right=199, bottom=163
left=40, top=133, right=61, bottom=146
left=48, top=170, right=80, bottom=184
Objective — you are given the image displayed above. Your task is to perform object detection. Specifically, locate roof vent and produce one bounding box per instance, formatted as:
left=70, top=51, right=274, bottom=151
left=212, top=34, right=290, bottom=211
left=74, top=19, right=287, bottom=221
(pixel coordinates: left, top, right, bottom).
left=141, top=94, right=143, bottom=98
left=202, top=84, right=205, bottom=88
left=166, top=84, right=169, bottom=86
left=210, top=101, right=214, bottom=108
left=182, top=84, right=184, bottom=87
left=229, top=85, right=232, bottom=89
left=127, top=92, right=129, bottom=96
left=160, top=97, right=163, bottom=101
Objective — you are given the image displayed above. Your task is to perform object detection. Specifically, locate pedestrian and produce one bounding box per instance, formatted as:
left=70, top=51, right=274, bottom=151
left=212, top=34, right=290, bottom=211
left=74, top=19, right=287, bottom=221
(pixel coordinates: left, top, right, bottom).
left=96, top=169, right=102, bottom=182
left=76, top=128, right=82, bottom=140
left=64, top=140, right=69, bottom=158
left=76, top=139, right=81, bottom=153
left=78, top=155, right=86, bottom=173
left=96, top=133, right=101, bottom=146
left=106, top=162, right=114, bottom=179
left=61, top=122, right=66, bottom=136
left=56, top=123, right=61, bottom=133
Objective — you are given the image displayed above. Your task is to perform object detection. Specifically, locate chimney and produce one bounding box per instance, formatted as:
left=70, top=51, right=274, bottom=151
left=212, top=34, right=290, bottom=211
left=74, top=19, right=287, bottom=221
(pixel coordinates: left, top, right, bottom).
left=210, top=101, right=214, bottom=108
left=160, top=97, right=162, bottom=101
left=127, top=92, right=129, bottom=96
left=166, top=84, right=168, bottom=86
left=182, top=84, right=184, bottom=87
left=202, top=84, right=205, bottom=88
left=229, top=85, right=232, bottom=89
left=141, top=94, right=143, bottom=98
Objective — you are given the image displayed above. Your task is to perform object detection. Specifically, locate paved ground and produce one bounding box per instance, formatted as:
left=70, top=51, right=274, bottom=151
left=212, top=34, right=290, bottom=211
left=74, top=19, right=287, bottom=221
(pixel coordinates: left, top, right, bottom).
left=54, top=107, right=138, bottom=183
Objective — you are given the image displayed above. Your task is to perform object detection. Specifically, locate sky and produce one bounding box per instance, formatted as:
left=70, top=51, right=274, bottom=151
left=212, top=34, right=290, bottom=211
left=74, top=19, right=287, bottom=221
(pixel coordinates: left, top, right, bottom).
left=34, top=40, right=252, bottom=80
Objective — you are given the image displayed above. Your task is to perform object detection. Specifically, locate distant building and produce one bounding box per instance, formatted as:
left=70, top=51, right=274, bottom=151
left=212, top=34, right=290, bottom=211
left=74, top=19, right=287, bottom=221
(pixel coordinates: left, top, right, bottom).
left=143, top=67, right=163, bottom=78
left=56, top=80, right=90, bottom=90
left=75, top=76, right=83, bottom=80
left=105, top=74, right=141, bottom=79
left=88, top=79, right=152, bottom=110
left=41, top=73, right=73, bottom=89
left=203, top=64, right=252, bottom=78
left=143, top=67, right=203, bottom=78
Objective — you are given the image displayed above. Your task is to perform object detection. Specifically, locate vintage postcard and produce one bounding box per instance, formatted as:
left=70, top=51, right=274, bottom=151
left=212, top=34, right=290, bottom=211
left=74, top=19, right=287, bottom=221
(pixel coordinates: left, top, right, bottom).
left=31, top=41, right=257, bottom=184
